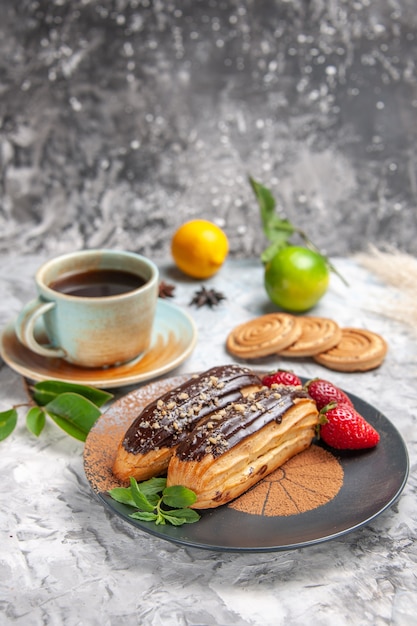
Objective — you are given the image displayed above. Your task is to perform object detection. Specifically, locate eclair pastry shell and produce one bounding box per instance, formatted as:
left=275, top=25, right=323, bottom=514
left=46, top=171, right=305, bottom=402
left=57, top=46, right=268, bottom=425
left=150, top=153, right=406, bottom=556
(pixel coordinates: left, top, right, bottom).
left=167, top=396, right=319, bottom=509
left=112, top=365, right=262, bottom=482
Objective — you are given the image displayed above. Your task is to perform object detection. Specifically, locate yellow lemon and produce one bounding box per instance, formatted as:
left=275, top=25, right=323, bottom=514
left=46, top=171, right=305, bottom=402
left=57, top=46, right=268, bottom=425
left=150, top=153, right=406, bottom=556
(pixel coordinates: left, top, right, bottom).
left=171, top=219, right=229, bottom=279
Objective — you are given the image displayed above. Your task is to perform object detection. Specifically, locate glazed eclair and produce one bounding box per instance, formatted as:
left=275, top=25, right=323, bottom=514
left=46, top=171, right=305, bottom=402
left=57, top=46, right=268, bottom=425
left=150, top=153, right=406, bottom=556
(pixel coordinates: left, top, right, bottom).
left=166, top=385, right=319, bottom=509
left=112, top=365, right=263, bottom=482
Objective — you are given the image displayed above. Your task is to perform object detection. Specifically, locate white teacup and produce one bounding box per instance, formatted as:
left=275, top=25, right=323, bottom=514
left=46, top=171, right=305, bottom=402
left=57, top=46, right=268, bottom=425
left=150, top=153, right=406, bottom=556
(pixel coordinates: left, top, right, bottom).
left=15, top=249, right=159, bottom=368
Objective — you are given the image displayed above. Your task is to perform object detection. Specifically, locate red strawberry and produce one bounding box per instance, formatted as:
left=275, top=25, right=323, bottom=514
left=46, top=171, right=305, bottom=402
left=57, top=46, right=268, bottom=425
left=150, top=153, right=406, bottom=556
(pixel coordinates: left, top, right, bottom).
left=262, top=370, right=302, bottom=387
left=305, top=378, right=353, bottom=411
left=319, top=404, right=380, bottom=450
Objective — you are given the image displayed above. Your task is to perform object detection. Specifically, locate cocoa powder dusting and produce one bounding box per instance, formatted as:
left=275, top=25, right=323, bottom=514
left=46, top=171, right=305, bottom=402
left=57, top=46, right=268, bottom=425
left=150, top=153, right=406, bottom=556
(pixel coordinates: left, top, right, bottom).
left=83, top=376, right=190, bottom=493
left=228, top=445, right=344, bottom=517
left=84, top=421, right=127, bottom=492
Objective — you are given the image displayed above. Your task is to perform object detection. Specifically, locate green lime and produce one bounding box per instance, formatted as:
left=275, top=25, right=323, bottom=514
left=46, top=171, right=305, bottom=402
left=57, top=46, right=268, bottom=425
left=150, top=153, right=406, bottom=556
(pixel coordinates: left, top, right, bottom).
left=264, top=246, right=330, bottom=313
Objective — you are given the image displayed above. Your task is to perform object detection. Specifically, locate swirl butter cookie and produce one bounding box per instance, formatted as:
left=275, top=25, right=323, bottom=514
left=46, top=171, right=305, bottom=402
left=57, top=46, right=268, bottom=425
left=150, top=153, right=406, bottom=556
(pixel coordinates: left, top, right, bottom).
left=226, top=313, right=302, bottom=359
left=313, top=328, right=388, bottom=372
left=279, top=316, right=342, bottom=357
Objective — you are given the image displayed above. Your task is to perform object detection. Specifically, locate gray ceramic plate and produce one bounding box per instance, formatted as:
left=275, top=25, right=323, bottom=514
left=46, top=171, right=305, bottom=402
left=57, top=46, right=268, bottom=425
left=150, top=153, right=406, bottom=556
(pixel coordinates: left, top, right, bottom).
left=83, top=375, right=409, bottom=552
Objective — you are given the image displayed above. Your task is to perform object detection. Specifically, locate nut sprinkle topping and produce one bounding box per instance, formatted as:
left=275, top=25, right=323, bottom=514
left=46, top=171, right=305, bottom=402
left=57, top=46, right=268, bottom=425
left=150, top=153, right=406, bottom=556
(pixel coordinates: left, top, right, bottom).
left=175, top=385, right=309, bottom=462
left=122, top=365, right=262, bottom=455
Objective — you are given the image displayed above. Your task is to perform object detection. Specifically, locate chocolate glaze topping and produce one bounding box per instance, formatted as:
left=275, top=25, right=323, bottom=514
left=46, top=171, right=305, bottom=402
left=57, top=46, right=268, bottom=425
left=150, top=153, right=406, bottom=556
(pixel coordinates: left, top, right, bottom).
left=175, top=385, right=309, bottom=462
left=122, top=365, right=262, bottom=455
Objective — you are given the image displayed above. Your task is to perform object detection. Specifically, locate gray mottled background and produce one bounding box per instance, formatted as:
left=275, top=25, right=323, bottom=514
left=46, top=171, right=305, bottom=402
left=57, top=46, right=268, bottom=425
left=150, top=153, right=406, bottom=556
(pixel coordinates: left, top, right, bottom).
left=1, top=0, right=416, bottom=260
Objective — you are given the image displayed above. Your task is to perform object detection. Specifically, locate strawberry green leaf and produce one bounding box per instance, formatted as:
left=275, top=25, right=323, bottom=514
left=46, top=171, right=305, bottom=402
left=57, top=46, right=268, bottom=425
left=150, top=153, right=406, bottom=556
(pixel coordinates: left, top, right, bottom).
left=32, top=381, right=113, bottom=407
left=26, top=407, right=46, bottom=437
left=0, top=409, right=18, bottom=441
left=162, top=485, right=197, bottom=509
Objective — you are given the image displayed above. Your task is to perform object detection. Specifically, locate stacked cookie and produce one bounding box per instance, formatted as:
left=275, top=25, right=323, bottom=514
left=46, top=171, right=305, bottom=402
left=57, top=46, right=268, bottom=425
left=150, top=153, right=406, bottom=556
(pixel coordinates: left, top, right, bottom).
left=226, top=313, right=388, bottom=372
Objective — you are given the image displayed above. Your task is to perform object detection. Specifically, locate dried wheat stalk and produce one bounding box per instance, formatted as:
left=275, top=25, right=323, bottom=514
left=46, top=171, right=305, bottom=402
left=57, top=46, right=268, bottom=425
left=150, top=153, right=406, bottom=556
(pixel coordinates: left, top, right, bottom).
left=356, top=245, right=417, bottom=333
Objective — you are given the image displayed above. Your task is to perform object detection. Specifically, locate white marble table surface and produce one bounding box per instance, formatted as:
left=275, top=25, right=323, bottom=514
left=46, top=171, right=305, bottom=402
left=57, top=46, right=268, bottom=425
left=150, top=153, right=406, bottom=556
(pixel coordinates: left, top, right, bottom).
left=0, top=254, right=416, bottom=626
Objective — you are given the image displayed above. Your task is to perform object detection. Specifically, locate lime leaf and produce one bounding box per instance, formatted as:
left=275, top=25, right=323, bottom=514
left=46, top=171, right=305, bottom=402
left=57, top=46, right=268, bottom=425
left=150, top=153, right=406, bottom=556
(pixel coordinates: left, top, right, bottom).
left=0, top=409, right=18, bottom=441
left=47, top=414, right=88, bottom=441
left=44, top=393, right=101, bottom=434
left=262, top=215, right=295, bottom=244
left=260, top=240, right=288, bottom=264
left=162, top=485, right=197, bottom=509
left=33, top=381, right=113, bottom=407
left=250, top=176, right=348, bottom=286
left=129, top=511, right=158, bottom=522
left=249, top=176, right=295, bottom=245
left=108, top=487, right=137, bottom=508
left=249, top=176, right=276, bottom=216
left=163, top=508, right=200, bottom=524
left=129, top=477, right=155, bottom=512
left=26, top=407, right=46, bottom=437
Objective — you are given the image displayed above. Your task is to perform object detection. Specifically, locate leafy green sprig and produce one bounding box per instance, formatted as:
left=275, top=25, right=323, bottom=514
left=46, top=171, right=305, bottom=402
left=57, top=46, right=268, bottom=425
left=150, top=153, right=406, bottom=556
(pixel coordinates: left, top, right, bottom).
left=0, top=380, right=113, bottom=442
left=249, top=176, right=348, bottom=285
left=109, top=476, right=201, bottom=526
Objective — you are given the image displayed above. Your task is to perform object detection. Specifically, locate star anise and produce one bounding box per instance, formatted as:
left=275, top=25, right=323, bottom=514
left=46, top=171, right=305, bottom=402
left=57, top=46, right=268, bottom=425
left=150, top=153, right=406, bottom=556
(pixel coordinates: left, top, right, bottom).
left=158, top=281, right=176, bottom=298
left=189, top=286, right=226, bottom=308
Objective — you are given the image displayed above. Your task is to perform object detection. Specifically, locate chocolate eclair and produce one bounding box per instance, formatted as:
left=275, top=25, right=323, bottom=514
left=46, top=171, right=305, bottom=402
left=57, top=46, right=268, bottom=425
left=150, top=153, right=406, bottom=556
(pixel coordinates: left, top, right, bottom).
left=112, top=365, right=262, bottom=482
left=166, top=385, right=319, bottom=509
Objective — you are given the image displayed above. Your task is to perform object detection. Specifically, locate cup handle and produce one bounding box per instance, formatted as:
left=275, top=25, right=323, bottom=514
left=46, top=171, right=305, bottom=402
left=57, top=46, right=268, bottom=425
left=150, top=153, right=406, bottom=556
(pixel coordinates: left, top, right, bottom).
left=15, top=298, right=67, bottom=359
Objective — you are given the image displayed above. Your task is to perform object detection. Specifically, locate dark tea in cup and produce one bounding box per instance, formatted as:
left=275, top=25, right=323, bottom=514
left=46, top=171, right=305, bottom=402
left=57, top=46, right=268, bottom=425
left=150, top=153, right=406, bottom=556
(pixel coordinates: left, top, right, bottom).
left=49, top=268, right=147, bottom=298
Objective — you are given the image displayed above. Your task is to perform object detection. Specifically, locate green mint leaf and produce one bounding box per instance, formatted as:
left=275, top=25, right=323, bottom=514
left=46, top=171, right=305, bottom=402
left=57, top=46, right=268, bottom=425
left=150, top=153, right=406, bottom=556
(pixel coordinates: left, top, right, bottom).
left=163, top=508, right=200, bottom=524
left=0, top=409, right=18, bottom=441
left=162, top=485, right=197, bottom=509
left=45, top=393, right=101, bottom=434
left=137, top=478, right=167, bottom=507
left=155, top=511, right=167, bottom=525
left=48, top=414, right=89, bottom=441
left=129, top=511, right=158, bottom=522
left=161, top=513, right=187, bottom=526
left=33, top=381, right=113, bottom=407
left=129, top=477, right=155, bottom=512
left=26, top=407, right=46, bottom=437
left=108, top=487, right=137, bottom=508
left=108, top=477, right=201, bottom=527
left=138, top=477, right=167, bottom=498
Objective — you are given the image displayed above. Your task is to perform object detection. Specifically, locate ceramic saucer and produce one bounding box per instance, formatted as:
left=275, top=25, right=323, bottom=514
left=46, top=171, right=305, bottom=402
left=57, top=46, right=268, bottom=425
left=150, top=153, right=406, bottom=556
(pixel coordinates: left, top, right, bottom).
left=0, top=300, right=197, bottom=389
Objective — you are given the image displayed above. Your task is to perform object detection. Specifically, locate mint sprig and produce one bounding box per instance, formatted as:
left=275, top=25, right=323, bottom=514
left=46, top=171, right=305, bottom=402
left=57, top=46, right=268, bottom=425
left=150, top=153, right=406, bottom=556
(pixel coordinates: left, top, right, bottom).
left=109, top=477, right=201, bottom=526
left=0, top=380, right=113, bottom=442
left=249, top=176, right=348, bottom=285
